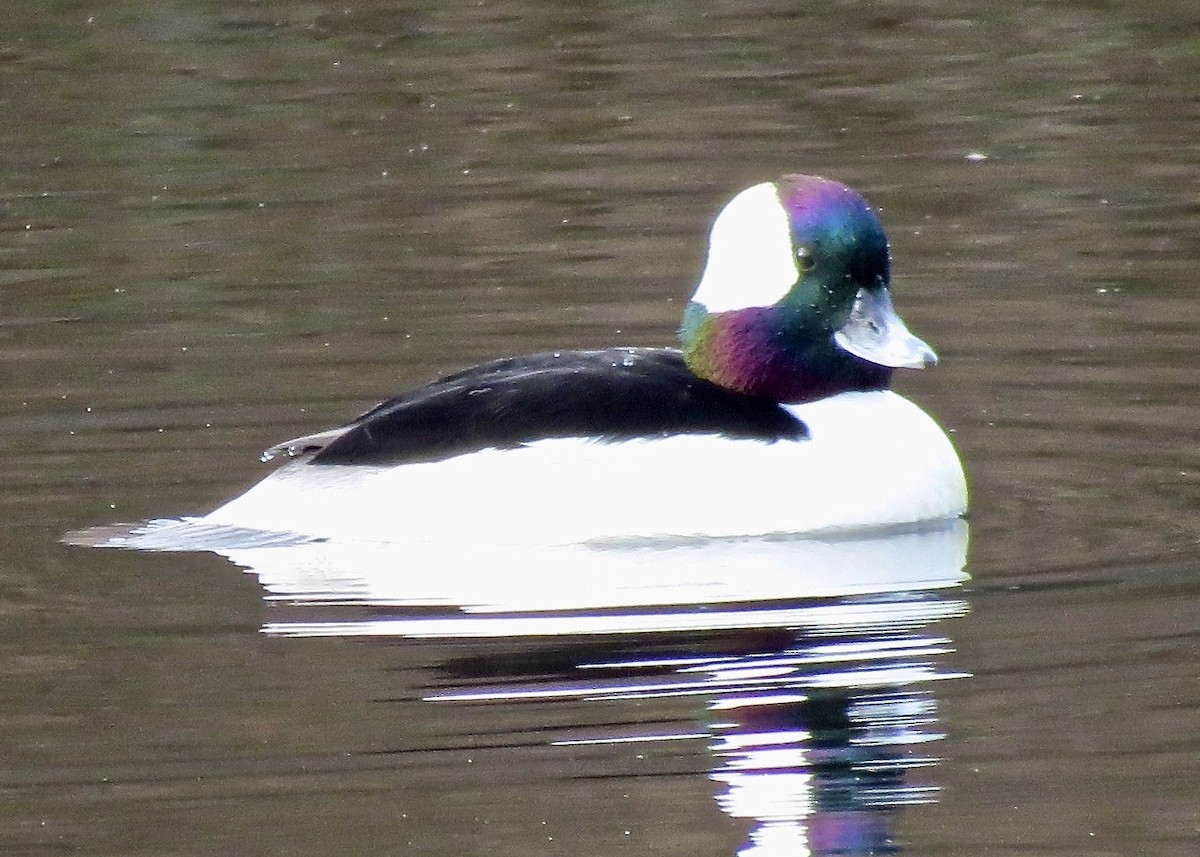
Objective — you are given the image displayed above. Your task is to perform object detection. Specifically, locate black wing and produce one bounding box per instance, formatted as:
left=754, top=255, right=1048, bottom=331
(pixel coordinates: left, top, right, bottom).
left=266, top=347, right=808, bottom=465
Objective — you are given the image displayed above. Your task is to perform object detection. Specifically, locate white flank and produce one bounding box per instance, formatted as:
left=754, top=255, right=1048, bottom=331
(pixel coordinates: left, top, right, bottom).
left=690, top=182, right=799, bottom=313
left=196, top=391, right=967, bottom=546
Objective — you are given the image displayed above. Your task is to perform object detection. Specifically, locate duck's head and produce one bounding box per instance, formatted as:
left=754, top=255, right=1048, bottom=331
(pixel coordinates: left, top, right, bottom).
left=680, top=174, right=936, bottom=403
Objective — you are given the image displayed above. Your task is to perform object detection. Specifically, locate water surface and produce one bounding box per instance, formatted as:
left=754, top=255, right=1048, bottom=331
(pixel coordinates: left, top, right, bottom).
left=3, top=2, right=1197, bottom=855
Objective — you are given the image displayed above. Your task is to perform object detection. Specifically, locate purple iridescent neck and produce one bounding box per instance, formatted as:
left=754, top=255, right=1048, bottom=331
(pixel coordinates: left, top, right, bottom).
left=680, top=303, right=892, bottom=404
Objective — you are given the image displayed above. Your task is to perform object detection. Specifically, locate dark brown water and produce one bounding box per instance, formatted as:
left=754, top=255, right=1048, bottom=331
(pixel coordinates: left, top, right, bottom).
left=3, top=2, right=1197, bottom=855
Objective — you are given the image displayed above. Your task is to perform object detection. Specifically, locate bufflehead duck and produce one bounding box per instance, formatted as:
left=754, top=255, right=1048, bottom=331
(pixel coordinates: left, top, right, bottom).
left=198, top=174, right=966, bottom=544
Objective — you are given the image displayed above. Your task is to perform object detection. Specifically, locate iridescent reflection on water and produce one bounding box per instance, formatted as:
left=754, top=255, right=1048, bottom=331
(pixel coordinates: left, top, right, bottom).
left=102, top=522, right=969, bottom=857
left=432, top=633, right=963, bottom=857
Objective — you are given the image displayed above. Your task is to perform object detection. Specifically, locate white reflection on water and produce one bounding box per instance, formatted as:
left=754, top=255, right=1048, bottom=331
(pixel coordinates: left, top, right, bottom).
left=78, top=517, right=967, bottom=610
left=429, top=626, right=965, bottom=857
left=76, top=519, right=970, bottom=857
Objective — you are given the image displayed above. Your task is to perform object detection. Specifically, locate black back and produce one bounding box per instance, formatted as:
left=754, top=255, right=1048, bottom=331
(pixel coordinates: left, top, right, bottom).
left=301, top=347, right=808, bottom=464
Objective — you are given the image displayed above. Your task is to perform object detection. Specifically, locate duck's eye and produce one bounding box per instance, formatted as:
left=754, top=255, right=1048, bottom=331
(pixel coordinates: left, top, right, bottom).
left=796, top=246, right=816, bottom=272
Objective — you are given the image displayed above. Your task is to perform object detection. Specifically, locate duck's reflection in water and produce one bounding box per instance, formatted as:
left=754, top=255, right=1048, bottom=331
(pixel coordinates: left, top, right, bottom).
left=430, top=622, right=962, bottom=857
left=86, top=519, right=970, bottom=856
left=705, top=645, right=957, bottom=856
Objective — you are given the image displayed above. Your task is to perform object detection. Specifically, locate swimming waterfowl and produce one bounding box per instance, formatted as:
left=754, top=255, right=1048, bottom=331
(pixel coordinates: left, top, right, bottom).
left=200, top=174, right=967, bottom=544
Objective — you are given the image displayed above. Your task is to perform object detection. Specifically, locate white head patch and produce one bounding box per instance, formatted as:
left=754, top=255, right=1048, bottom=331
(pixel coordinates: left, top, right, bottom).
left=690, top=182, right=799, bottom=313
